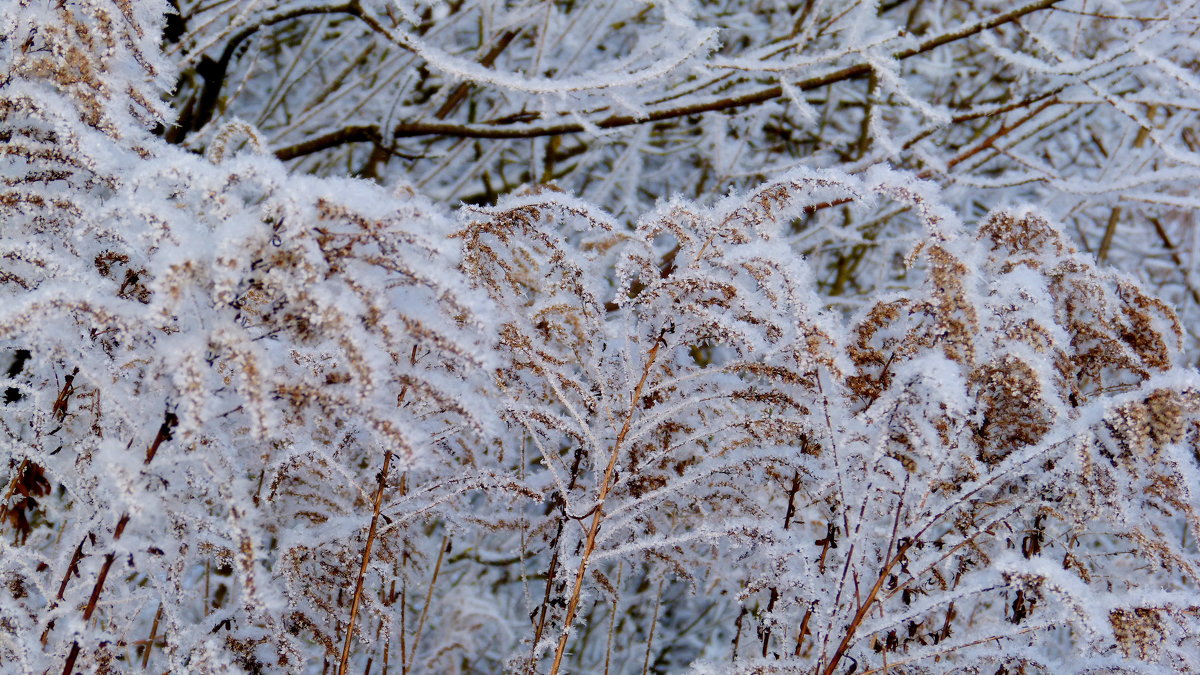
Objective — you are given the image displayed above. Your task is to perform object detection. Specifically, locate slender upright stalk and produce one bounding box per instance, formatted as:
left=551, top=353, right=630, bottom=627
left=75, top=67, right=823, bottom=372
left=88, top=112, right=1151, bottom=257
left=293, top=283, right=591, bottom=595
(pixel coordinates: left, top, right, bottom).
left=549, top=334, right=664, bottom=675
left=338, top=449, right=393, bottom=675
left=140, top=604, right=163, bottom=669
left=641, top=578, right=664, bottom=675
left=405, top=535, right=449, bottom=675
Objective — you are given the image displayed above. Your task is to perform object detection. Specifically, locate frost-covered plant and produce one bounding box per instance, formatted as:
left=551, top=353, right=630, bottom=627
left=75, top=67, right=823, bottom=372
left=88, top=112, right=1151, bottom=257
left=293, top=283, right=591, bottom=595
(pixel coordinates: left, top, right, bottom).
left=2, top=1, right=1200, bottom=674
left=456, top=173, right=1200, bottom=674
left=163, top=0, right=1200, bottom=359
left=1, top=2, right=490, bottom=672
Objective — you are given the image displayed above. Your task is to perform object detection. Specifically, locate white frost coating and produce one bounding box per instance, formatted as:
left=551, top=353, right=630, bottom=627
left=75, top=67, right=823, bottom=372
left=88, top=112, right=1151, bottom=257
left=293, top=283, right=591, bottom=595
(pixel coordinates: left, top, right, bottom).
left=4, top=1, right=1200, bottom=674
left=372, top=14, right=719, bottom=96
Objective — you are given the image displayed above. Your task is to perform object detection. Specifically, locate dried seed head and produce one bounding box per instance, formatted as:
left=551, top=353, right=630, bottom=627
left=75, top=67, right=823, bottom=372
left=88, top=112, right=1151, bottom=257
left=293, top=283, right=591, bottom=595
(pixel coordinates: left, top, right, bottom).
left=1110, top=607, right=1167, bottom=660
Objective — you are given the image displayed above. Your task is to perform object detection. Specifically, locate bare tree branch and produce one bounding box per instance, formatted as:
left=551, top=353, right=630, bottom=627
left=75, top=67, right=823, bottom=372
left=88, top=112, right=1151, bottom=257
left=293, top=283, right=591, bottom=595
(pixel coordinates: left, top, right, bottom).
left=272, top=0, right=1063, bottom=159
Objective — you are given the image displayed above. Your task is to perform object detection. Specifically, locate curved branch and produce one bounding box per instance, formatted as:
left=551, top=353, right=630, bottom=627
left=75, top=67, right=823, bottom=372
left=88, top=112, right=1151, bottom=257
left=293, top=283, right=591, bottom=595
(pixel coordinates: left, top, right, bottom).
left=273, top=125, right=379, bottom=161
left=168, top=3, right=357, bottom=143
left=271, top=0, right=1062, bottom=157
left=272, top=124, right=424, bottom=161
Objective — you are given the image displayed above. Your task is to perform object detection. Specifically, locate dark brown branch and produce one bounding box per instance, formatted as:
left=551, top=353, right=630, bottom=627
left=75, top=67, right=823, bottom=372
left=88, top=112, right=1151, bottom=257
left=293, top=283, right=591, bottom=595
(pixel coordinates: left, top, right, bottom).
left=61, top=642, right=80, bottom=675
left=83, top=553, right=116, bottom=622
left=56, top=538, right=86, bottom=601
left=434, top=29, right=521, bottom=120
left=275, top=126, right=379, bottom=161
left=273, top=0, right=1062, bottom=158
left=274, top=125, right=424, bottom=162
left=144, top=411, right=178, bottom=465
left=168, top=3, right=357, bottom=144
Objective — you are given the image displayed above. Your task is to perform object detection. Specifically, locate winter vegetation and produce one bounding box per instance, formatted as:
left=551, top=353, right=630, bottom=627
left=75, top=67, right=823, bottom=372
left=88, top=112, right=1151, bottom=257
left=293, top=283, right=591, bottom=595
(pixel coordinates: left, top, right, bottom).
left=2, top=1, right=1200, bottom=673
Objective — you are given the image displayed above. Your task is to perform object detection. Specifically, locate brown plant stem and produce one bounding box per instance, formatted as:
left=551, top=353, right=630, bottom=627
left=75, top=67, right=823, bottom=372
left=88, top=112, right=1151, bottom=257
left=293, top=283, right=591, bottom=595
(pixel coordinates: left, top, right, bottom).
left=338, top=448, right=392, bottom=675
left=83, top=553, right=116, bottom=622
left=56, top=538, right=86, bottom=601
left=793, top=606, right=813, bottom=658
left=61, top=642, right=80, bottom=675
left=641, top=578, right=665, bottom=675
left=819, top=538, right=916, bottom=675
left=1097, top=207, right=1121, bottom=264
left=0, top=457, right=29, bottom=536
left=548, top=332, right=665, bottom=675
left=140, top=604, right=163, bottom=670
left=405, top=535, right=449, bottom=675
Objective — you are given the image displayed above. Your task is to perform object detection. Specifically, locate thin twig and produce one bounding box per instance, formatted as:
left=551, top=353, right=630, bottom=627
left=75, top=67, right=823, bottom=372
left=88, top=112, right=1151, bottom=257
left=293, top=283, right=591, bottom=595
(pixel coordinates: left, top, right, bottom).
left=83, top=553, right=116, bottom=622
left=549, top=331, right=666, bottom=675
left=1148, top=218, right=1200, bottom=307
left=603, top=560, right=622, bottom=675
left=1097, top=207, right=1121, bottom=264
left=56, top=538, right=86, bottom=601
left=140, top=604, right=163, bottom=670
left=641, top=578, right=665, bottom=675
left=819, top=538, right=916, bottom=675
left=338, top=449, right=393, bottom=675
left=405, top=535, right=449, bottom=675
left=61, top=642, right=80, bottom=675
